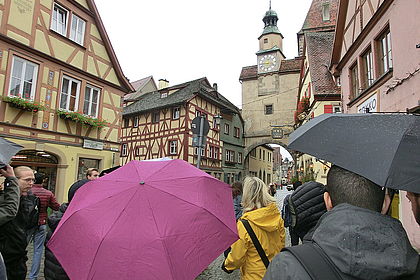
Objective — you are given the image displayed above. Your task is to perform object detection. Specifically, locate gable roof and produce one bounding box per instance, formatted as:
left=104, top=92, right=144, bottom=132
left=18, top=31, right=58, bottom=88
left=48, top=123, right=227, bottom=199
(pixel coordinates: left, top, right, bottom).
left=124, top=76, right=157, bottom=101
left=87, top=0, right=134, bottom=92
left=300, top=0, right=339, bottom=33
left=239, top=58, right=302, bottom=81
left=123, top=77, right=240, bottom=116
left=306, top=31, right=340, bottom=95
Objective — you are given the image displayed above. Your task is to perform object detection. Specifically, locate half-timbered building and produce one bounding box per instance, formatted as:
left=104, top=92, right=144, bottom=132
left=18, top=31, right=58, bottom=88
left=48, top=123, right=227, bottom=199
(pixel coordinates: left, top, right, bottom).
left=122, top=77, right=243, bottom=179
left=0, top=0, right=133, bottom=201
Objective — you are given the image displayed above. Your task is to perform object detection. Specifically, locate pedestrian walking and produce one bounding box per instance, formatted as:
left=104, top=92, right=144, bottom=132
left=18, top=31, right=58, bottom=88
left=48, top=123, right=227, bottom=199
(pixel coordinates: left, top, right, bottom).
left=0, top=165, right=20, bottom=280
left=264, top=165, right=419, bottom=280
left=231, top=181, right=243, bottom=220
left=27, top=172, right=60, bottom=280
left=223, top=177, right=285, bottom=280
left=0, top=166, right=39, bottom=280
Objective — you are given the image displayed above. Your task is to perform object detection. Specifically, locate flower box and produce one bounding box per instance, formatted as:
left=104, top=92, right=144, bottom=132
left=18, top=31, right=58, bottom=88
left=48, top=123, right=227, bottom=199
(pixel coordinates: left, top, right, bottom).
left=56, top=110, right=110, bottom=129
left=2, top=96, right=45, bottom=112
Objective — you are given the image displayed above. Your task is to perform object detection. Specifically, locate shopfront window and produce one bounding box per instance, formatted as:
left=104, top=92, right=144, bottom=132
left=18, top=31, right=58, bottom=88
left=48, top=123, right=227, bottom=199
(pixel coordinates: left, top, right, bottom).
left=77, top=158, right=100, bottom=181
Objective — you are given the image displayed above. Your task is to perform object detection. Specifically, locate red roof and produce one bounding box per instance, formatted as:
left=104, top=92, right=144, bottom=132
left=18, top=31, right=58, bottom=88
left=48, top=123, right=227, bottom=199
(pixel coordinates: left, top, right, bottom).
left=239, top=58, right=301, bottom=81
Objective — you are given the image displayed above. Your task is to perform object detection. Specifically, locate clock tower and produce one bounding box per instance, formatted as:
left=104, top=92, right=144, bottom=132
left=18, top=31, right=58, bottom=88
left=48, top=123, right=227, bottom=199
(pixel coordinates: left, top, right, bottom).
left=257, top=6, right=285, bottom=74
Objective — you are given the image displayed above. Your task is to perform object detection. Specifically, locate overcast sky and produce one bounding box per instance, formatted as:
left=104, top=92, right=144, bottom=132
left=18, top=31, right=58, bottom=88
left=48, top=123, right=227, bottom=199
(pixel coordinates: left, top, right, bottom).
left=95, top=0, right=312, bottom=109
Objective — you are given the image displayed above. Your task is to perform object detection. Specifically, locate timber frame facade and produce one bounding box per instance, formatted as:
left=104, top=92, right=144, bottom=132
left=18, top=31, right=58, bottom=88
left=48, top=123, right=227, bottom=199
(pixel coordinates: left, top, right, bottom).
left=0, top=0, right=133, bottom=202
left=122, top=77, right=243, bottom=180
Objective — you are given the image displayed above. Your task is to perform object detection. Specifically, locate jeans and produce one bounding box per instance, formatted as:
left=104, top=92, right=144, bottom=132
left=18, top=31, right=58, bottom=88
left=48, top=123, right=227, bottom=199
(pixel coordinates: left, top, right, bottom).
left=27, top=225, right=47, bottom=280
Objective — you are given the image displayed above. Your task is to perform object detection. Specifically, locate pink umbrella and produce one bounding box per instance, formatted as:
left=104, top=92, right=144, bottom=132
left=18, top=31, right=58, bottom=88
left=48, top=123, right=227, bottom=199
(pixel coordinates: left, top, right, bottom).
left=48, top=159, right=238, bottom=280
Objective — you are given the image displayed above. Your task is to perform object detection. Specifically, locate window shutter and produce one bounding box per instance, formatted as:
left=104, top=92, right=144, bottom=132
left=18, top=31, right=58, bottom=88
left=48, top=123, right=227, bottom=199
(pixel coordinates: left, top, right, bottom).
left=324, top=105, right=333, bottom=114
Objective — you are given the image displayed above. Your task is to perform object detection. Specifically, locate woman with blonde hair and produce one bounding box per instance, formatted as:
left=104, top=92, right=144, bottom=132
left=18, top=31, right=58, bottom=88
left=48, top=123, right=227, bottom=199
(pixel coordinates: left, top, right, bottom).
left=223, top=177, right=285, bottom=280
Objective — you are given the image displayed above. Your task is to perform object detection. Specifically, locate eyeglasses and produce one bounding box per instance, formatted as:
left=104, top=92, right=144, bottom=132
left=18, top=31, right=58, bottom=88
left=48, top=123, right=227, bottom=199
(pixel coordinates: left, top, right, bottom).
left=19, top=178, right=35, bottom=183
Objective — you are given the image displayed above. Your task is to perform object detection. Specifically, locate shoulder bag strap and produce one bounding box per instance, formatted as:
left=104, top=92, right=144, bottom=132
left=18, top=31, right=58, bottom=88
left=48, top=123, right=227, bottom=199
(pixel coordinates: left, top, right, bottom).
left=282, top=242, right=344, bottom=280
left=240, top=219, right=270, bottom=268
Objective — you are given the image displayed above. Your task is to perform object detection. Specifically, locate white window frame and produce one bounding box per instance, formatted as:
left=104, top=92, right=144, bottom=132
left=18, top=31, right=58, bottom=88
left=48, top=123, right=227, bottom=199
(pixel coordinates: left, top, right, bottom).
left=51, top=3, right=68, bottom=36
left=362, top=49, right=374, bottom=88
left=172, top=107, right=180, bottom=119
left=214, top=147, right=219, bottom=159
left=238, top=152, right=242, bottom=164
left=59, top=75, right=81, bottom=112
left=209, top=146, right=214, bottom=158
left=70, top=14, right=86, bottom=45
left=152, top=112, right=160, bottom=123
left=234, top=127, right=240, bottom=138
left=121, top=143, right=127, bottom=156
left=133, top=116, right=139, bottom=127
left=83, top=84, right=100, bottom=118
left=224, top=123, right=230, bottom=135
left=8, top=56, right=38, bottom=100
left=169, top=140, right=177, bottom=155
left=379, top=31, right=392, bottom=73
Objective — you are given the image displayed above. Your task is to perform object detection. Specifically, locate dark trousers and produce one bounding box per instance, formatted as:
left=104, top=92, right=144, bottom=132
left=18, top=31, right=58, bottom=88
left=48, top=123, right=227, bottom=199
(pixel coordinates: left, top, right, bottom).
left=4, top=254, right=27, bottom=280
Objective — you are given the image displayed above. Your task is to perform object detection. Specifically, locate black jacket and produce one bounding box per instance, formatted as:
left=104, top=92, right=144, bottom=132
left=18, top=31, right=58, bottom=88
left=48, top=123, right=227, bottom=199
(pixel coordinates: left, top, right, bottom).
left=44, top=203, right=70, bottom=280
left=0, top=192, right=39, bottom=262
left=264, top=203, right=419, bottom=280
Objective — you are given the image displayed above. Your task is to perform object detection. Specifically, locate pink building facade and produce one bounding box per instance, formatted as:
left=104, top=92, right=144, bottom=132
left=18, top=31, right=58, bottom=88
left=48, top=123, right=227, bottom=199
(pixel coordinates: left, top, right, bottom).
left=331, top=0, right=420, bottom=249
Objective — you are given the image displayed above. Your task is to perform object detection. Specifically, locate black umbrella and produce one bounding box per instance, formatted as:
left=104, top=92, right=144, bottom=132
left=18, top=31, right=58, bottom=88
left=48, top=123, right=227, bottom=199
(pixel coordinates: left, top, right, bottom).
left=288, top=113, right=420, bottom=193
left=0, top=137, right=23, bottom=168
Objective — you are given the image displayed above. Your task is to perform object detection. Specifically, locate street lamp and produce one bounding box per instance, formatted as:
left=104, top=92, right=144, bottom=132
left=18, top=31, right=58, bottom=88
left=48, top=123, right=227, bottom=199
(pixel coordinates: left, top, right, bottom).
left=214, top=113, right=222, bottom=125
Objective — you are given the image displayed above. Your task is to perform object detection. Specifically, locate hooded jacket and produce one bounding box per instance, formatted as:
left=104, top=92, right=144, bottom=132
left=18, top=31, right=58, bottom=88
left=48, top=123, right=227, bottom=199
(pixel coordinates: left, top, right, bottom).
left=263, top=203, right=419, bottom=280
left=224, top=203, right=285, bottom=280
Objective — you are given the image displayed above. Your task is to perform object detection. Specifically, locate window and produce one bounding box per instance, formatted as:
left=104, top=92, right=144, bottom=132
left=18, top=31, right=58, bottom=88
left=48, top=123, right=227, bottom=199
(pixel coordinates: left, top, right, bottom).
left=250, top=149, right=256, bottom=158
left=121, top=143, right=127, bottom=156
left=264, top=38, right=268, bottom=44
left=172, top=107, right=180, bottom=119
left=214, top=147, right=219, bottom=159
left=133, top=116, right=139, bottom=127
left=83, top=84, right=100, bottom=117
left=238, top=152, right=243, bottom=164
left=135, top=146, right=140, bottom=156
left=123, top=117, right=129, bottom=128
left=322, top=3, right=330, bottom=21
left=161, top=92, right=168, bottom=98
left=169, top=140, right=177, bottom=155
left=224, top=123, right=230, bottom=135
left=51, top=3, right=68, bottom=36
left=9, top=56, right=38, bottom=100
left=333, top=106, right=342, bottom=113
left=349, top=63, right=359, bottom=99
left=226, top=150, right=235, bottom=162
left=265, top=104, right=273, bottom=115
left=209, top=146, right=214, bottom=158
left=70, top=14, right=86, bottom=45
left=152, top=112, right=160, bottom=123
left=377, top=30, right=392, bottom=75
left=195, top=110, right=201, bottom=117
left=234, top=127, right=240, bottom=138
left=59, top=75, right=80, bottom=111
left=362, top=48, right=374, bottom=89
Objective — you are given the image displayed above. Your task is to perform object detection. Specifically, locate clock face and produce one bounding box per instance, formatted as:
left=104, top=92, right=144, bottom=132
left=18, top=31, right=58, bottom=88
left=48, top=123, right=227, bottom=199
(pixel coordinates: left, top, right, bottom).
left=259, top=54, right=277, bottom=72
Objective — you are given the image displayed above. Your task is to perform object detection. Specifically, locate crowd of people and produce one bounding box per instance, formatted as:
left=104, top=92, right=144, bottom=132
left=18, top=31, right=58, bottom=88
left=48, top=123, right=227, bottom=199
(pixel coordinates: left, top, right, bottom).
left=1, top=160, right=419, bottom=279
left=0, top=166, right=100, bottom=280
left=221, top=166, right=419, bottom=280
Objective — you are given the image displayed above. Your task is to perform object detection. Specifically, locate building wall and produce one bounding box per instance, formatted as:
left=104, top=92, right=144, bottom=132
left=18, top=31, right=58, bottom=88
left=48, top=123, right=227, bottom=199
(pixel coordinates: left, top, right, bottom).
left=0, top=0, right=130, bottom=202
left=247, top=145, right=273, bottom=185
left=336, top=0, right=420, bottom=249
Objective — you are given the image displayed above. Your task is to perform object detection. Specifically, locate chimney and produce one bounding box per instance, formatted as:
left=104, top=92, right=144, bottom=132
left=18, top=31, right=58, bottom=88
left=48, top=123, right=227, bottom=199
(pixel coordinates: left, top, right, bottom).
left=158, top=79, right=169, bottom=89
left=213, top=83, right=218, bottom=92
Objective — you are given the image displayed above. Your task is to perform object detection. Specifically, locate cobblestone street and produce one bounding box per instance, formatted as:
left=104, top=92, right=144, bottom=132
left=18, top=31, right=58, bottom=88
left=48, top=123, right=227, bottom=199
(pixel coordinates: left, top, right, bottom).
left=25, top=189, right=292, bottom=280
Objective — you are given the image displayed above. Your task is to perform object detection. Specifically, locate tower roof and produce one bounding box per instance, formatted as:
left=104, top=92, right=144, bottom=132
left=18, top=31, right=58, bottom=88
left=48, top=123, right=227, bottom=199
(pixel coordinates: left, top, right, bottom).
left=261, top=7, right=281, bottom=36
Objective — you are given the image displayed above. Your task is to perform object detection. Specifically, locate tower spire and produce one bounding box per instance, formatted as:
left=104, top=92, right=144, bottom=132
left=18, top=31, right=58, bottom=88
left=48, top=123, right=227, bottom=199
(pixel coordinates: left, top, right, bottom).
left=269, top=0, right=271, bottom=10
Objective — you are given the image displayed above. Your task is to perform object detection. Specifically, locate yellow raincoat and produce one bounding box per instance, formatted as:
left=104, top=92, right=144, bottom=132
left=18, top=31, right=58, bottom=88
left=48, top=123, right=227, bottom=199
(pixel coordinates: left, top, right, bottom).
left=224, top=203, right=285, bottom=280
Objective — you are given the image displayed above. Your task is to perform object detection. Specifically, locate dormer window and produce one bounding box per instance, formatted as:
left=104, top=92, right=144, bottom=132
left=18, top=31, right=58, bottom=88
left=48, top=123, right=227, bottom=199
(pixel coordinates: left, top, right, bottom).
left=51, top=2, right=86, bottom=46
left=161, top=92, right=168, bottom=98
left=322, top=3, right=330, bottom=21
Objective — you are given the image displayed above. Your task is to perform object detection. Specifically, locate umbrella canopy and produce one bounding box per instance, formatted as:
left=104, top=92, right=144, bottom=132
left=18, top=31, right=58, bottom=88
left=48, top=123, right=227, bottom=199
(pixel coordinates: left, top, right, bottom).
left=0, top=137, right=23, bottom=168
left=288, top=113, right=420, bottom=193
left=48, top=159, right=238, bottom=280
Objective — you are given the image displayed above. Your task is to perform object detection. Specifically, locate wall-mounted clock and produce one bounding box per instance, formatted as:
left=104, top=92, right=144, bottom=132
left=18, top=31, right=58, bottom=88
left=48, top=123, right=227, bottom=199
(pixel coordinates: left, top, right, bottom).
left=258, top=54, right=277, bottom=73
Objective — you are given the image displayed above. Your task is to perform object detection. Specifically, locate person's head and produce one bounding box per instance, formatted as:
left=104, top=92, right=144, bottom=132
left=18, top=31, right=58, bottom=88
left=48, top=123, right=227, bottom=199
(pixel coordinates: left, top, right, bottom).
left=241, top=177, right=276, bottom=213
left=86, top=168, right=99, bottom=180
left=406, top=191, right=420, bottom=225
left=325, top=165, right=385, bottom=212
left=34, top=172, right=45, bottom=185
left=290, top=181, right=327, bottom=238
left=231, top=181, right=243, bottom=198
left=14, top=166, right=35, bottom=194
left=293, top=180, right=302, bottom=191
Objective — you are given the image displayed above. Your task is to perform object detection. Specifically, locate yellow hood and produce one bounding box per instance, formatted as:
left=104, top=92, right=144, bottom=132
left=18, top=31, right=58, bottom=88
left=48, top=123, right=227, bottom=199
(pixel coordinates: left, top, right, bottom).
left=241, top=203, right=281, bottom=232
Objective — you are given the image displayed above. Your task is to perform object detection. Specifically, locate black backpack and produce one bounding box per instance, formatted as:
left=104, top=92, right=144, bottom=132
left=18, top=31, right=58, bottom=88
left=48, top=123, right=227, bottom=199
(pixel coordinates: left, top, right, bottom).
left=283, top=242, right=420, bottom=280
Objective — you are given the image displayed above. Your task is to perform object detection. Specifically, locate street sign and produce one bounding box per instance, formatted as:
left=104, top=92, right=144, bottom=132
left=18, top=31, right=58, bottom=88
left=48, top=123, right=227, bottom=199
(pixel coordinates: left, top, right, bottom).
left=192, top=134, right=207, bottom=147
left=272, top=127, right=283, bottom=139
left=191, top=116, right=210, bottom=136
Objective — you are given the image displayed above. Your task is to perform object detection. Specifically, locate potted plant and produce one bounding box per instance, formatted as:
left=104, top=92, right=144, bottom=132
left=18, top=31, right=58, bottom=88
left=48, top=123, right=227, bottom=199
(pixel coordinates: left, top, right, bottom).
left=56, top=109, right=110, bottom=129
left=2, top=96, right=45, bottom=112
